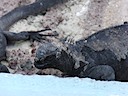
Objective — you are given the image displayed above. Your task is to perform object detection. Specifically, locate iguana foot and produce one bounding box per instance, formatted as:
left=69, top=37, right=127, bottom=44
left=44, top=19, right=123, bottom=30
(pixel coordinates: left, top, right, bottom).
left=28, top=28, right=59, bottom=42
left=84, top=65, right=115, bottom=81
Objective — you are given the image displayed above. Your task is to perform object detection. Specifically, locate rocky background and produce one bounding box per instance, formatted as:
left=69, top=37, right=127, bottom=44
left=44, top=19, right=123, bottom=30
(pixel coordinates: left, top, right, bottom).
left=0, top=0, right=128, bottom=76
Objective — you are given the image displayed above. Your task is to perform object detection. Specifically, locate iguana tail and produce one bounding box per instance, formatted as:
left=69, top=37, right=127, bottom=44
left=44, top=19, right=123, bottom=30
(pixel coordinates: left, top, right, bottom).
left=0, top=0, right=68, bottom=31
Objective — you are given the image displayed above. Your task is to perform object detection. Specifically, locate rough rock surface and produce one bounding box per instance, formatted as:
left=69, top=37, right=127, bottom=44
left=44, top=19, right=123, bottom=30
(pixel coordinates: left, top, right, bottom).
left=0, top=0, right=128, bottom=75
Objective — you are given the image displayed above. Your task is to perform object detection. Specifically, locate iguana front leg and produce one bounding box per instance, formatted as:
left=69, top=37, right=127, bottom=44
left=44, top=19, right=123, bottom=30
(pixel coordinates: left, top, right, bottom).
left=3, top=28, right=58, bottom=42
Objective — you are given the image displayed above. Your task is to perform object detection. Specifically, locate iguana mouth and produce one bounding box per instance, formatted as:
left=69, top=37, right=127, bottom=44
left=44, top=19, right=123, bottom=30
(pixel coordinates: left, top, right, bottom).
left=34, top=61, right=49, bottom=69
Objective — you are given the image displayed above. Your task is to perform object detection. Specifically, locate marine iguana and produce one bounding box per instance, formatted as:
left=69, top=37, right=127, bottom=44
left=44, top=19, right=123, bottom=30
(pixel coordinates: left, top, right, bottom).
left=34, top=23, right=128, bottom=81
left=0, top=0, right=68, bottom=73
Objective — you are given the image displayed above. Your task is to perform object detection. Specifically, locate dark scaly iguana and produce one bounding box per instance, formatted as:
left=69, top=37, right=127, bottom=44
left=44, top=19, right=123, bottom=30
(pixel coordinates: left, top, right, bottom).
left=34, top=23, right=128, bottom=81
left=0, top=0, right=68, bottom=73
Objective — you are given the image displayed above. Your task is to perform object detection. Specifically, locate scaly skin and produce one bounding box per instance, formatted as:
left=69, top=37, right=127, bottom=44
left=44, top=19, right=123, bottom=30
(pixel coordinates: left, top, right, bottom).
left=34, top=23, right=128, bottom=81
left=0, top=0, right=68, bottom=73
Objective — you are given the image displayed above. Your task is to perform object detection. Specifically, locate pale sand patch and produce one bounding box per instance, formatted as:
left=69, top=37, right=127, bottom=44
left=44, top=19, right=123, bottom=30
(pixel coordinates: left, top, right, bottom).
left=103, top=0, right=128, bottom=27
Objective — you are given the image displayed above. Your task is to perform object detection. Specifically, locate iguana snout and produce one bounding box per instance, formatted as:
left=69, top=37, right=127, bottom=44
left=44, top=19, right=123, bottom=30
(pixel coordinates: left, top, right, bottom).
left=34, top=42, right=61, bottom=69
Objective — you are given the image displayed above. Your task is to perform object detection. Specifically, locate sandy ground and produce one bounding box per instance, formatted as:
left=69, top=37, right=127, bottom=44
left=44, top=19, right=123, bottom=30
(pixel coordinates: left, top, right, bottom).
left=0, top=0, right=128, bottom=75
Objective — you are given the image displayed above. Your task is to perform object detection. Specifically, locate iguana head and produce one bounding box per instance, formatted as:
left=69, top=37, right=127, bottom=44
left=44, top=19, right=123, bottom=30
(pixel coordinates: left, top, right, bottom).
left=34, top=42, right=61, bottom=69
left=34, top=42, right=88, bottom=77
